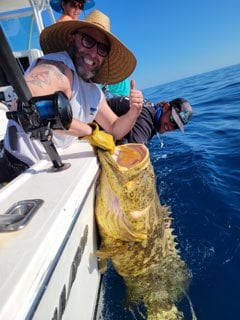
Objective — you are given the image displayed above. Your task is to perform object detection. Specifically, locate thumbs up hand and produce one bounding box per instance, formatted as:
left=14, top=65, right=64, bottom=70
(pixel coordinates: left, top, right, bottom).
left=129, top=79, right=143, bottom=116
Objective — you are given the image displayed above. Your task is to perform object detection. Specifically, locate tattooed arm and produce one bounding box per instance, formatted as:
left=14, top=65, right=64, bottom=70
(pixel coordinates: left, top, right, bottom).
left=24, top=59, right=73, bottom=99
left=24, top=59, right=93, bottom=137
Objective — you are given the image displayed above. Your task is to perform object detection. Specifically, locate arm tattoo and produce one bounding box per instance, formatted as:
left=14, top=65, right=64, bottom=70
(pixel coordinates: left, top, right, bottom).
left=25, top=60, right=68, bottom=88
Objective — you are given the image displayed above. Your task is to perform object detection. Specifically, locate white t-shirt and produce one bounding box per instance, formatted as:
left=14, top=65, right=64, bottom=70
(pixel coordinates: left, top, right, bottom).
left=4, top=51, right=104, bottom=166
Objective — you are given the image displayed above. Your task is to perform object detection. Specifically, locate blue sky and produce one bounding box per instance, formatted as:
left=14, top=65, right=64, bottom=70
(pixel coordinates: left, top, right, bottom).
left=81, top=0, right=240, bottom=89
left=1, top=0, right=239, bottom=90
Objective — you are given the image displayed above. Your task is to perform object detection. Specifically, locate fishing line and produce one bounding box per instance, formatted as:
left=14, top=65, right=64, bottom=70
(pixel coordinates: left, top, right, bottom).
left=156, top=132, right=164, bottom=148
left=184, top=291, right=198, bottom=320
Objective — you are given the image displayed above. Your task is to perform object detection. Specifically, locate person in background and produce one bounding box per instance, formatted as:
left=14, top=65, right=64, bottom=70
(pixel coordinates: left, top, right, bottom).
left=2, top=10, right=143, bottom=182
left=107, top=96, right=192, bottom=144
left=50, top=0, right=95, bottom=22
left=102, top=78, right=130, bottom=98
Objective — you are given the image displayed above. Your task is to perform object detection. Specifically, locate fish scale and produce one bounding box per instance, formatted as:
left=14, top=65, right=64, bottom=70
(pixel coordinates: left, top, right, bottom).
left=95, top=144, right=191, bottom=320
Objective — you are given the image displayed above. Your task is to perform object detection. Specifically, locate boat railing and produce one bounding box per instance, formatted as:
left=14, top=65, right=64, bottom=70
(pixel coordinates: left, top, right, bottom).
left=0, top=48, right=43, bottom=109
left=0, top=0, right=56, bottom=51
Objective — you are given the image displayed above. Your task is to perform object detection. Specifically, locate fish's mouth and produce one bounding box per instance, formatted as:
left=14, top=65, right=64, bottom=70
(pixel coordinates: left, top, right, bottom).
left=112, top=144, right=148, bottom=169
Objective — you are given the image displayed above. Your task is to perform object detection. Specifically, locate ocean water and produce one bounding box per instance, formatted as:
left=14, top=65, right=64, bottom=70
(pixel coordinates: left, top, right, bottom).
left=97, top=64, right=240, bottom=320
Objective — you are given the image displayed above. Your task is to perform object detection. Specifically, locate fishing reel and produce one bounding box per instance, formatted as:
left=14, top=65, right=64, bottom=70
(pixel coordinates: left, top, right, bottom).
left=6, top=91, right=72, bottom=138
left=6, top=91, right=73, bottom=170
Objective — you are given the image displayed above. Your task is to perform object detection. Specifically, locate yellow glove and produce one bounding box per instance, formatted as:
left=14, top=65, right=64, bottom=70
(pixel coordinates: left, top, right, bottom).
left=82, top=123, right=115, bottom=154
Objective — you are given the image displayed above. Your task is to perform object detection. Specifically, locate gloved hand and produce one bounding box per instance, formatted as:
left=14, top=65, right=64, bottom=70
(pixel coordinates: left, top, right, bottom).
left=82, top=123, right=115, bottom=154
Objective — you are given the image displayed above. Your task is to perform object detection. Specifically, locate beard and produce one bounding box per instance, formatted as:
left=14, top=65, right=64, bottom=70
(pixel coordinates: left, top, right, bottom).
left=67, top=44, right=100, bottom=81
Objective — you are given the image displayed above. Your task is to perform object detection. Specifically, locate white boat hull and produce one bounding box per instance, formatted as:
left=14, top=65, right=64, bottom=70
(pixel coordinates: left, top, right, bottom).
left=0, top=141, right=101, bottom=320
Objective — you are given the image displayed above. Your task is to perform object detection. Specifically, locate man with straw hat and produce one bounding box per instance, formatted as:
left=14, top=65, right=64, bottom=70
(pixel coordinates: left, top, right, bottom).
left=3, top=10, right=143, bottom=177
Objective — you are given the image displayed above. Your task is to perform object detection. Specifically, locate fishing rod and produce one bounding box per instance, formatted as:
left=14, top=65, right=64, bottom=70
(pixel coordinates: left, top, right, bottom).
left=0, top=26, right=72, bottom=170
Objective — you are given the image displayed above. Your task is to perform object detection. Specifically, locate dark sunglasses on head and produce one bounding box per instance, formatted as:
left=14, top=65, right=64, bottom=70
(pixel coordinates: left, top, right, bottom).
left=76, top=32, right=110, bottom=57
left=169, top=110, right=191, bottom=125
left=68, top=0, right=84, bottom=10
left=169, top=114, right=177, bottom=125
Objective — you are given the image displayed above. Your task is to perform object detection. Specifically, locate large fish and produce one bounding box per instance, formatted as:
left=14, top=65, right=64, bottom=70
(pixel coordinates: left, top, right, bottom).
left=95, top=144, right=191, bottom=320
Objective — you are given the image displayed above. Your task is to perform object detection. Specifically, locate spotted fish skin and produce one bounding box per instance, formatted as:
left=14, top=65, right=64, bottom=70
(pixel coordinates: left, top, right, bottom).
left=95, top=144, right=191, bottom=320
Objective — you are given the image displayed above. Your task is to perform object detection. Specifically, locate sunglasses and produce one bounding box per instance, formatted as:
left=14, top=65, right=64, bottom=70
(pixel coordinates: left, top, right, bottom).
left=76, top=32, right=110, bottom=57
left=169, top=114, right=177, bottom=125
left=68, top=1, right=84, bottom=9
left=170, top=109, right=190, bottom=125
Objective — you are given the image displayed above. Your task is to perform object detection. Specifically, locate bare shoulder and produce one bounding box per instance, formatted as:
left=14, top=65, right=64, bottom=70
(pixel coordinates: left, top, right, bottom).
left=24, top=59, right=73, bottom=98
left=57, top=15, right=72, bottom=22
left=37, top=59, right=70, bottom=73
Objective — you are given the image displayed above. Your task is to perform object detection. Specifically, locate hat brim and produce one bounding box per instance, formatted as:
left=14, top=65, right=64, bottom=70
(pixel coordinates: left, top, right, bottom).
left=40, top=20, right=136, bottom=84
left=172, top=107, right=184, bottom=133
left=50, top=0, right=95, bottom=13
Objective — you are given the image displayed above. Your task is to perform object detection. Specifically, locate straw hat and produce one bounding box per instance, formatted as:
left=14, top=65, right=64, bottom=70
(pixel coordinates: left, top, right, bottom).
left=40, top=10, right=137, bottom=84
left=50, top=0, right=95, bottom=13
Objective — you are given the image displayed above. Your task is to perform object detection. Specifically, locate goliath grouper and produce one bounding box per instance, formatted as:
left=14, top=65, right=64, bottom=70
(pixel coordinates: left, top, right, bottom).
left=95, top=143, right=191, bottom=320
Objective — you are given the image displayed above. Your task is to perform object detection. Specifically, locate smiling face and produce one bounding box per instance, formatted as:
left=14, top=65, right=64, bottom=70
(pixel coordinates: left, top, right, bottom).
left=158, top=103, right=178, bottom=133
left=62, top=0, right=83, bottom=20
left=67, top=27, right=110, bottom=80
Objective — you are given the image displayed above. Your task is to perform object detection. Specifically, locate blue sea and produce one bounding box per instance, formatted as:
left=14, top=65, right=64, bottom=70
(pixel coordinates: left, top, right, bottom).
left=97, top=63, right=240, bottom=320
